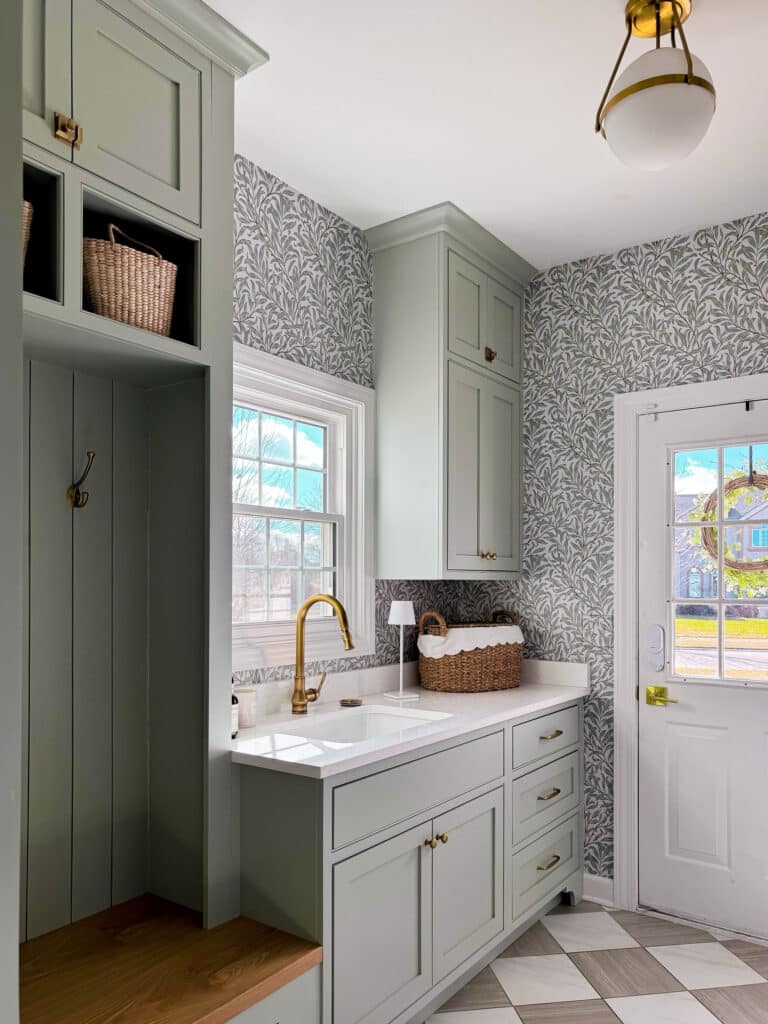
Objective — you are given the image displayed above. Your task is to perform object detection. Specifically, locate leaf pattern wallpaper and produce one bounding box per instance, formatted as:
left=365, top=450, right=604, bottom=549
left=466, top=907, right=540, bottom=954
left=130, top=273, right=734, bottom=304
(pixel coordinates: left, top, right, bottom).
left=233, top=153, right=768, bottom=879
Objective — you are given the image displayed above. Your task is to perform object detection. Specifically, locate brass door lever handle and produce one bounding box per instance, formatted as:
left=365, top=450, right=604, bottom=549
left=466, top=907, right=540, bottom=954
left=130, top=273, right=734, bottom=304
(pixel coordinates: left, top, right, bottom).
left=67, top=451, right=95, bottom=509
left=646, top=685, right=679, bottom=707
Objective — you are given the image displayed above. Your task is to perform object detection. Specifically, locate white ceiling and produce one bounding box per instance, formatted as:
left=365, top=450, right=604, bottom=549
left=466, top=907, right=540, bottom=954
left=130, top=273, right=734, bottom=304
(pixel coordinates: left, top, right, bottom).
left=208, top=0, right=768, bottom=270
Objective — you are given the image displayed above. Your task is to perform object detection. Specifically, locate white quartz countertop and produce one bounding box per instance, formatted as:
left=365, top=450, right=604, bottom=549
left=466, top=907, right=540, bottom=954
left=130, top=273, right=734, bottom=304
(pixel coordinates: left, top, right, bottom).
left=232, top=678, right=588, bottom=779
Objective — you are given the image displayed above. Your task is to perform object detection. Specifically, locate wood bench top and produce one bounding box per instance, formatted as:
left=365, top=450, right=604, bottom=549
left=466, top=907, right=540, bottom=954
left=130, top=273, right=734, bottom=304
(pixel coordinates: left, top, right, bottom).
left=20, top=894, right=322, bottom=1024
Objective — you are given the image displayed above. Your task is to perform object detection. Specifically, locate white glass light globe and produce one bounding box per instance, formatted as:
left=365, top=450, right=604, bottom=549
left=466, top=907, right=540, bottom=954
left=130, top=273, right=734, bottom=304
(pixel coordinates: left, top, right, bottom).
left=603, top=46, right=715, bottom=171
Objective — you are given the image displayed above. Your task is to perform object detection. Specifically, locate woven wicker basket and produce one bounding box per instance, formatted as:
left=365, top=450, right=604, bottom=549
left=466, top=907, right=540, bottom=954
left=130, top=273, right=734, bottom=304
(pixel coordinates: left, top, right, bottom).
left=418, top=609, right=523, bottom=693
left=22, top=201, right=33, bottom=263
left=83, top=223, right=177, bottom=337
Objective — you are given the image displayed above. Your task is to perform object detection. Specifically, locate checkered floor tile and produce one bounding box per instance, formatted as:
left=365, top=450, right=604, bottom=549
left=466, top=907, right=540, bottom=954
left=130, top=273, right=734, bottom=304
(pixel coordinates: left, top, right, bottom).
left=428, top=902, right=768, bottom=1024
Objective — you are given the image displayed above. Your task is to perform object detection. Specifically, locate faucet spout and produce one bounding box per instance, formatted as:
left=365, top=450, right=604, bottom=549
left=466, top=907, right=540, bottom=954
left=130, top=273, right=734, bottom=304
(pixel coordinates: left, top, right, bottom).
left=292, top=594, right=354, bottom=714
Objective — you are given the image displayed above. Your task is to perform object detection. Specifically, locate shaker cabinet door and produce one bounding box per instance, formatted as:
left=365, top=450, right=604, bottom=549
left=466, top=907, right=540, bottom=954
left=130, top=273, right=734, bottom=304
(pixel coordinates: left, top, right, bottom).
left=23, top=0, right=72, bottom=155
left=71, top=0, right=202, bottom=222
left=333, top=825, right=433, bottom=1024
left=486, top=275, right=523, bottom=383
left=447, top=360, right=484, bottom=571
left=479, top=377, right=521, bottom=574
left=448, top=250, right=487, bottom=365
left=433, top=789, right=504, bottom=982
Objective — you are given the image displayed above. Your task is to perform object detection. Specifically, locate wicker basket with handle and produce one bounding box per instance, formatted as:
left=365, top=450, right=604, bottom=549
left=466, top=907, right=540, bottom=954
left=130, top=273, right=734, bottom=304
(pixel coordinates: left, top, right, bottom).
left=22, top=201, right=33, bottom=264
left=83, top=223, right=178, bottom=337
left=418, top=609, right=523, bottom=693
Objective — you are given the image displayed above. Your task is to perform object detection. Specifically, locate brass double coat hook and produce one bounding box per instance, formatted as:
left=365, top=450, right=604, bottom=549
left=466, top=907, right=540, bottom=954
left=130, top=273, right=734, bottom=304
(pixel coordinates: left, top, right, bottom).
left=67, top=451, right=95, bottom=509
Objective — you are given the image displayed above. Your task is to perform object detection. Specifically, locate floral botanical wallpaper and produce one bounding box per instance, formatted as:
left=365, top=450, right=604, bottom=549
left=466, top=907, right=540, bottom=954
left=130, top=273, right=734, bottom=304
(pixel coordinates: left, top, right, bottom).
left=233, top=153, right=768, bottom=879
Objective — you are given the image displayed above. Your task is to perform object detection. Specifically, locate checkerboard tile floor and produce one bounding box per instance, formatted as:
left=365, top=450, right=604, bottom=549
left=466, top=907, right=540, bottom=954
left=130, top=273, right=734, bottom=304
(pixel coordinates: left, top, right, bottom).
left=428, top=901, right=768, bottom=1024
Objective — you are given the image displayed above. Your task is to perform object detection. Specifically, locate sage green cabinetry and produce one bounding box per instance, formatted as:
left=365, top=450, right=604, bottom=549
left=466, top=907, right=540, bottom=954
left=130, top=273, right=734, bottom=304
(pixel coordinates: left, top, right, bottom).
left=23, top=0, right=205, bottom=222
left=367, top=203, right=536, bottom=581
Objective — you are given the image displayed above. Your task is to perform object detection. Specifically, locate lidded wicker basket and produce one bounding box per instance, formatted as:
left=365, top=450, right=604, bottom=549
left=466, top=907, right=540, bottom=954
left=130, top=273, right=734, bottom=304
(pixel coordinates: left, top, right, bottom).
left=418, top=609, right=523, bottom=693
left=83, top=223, right=178, bottom=337
left=22, top=201, right=33, bottom=263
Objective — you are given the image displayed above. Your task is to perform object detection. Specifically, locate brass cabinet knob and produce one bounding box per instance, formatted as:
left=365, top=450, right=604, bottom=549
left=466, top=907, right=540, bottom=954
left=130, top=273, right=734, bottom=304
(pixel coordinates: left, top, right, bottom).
left=437, top=833, right=448, bottom=844
left=425, top=837, right=438, bottom=849
left=484, top=346, right=497, bottom=363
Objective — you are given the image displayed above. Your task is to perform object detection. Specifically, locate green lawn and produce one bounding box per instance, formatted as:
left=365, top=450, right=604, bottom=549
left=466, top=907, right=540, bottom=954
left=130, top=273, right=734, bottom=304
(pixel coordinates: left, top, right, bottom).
left=676, top=616, right=768, bottom=638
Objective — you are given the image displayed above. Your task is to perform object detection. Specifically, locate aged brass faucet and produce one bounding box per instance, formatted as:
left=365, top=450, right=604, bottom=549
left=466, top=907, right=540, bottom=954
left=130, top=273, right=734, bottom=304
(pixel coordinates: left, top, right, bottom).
left=292, top=594, right=354, bottom=714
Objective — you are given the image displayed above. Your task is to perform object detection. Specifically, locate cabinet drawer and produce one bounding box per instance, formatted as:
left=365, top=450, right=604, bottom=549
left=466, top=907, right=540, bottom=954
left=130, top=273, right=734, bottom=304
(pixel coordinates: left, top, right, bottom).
left=512, top=706, right=579, bottom=768
left=512, top=751, right=580, bottom=844
left=232, top=966, right=320, bottom=1024
left=511, top=813, right=581, bottom=919
left=333, top=731, right=504, bottom=849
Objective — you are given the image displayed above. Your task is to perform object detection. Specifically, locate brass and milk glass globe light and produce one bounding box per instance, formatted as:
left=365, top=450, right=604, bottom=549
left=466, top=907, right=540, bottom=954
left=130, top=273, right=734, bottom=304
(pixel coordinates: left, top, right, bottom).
left=595, top=0, right=716, bottom=171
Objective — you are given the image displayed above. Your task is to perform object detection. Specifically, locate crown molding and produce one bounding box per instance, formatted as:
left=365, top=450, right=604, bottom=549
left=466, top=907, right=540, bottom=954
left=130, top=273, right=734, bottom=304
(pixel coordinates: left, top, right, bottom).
left=365, top=201, right=538, bottom=286
left=132, top=0, right=269, bottom=78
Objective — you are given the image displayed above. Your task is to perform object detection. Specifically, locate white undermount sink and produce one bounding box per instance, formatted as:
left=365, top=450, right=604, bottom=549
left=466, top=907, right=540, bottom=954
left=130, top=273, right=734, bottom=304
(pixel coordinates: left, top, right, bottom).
left=277, top=704, right=452, bottom=744
left=233, top=703, right=454, bottom=772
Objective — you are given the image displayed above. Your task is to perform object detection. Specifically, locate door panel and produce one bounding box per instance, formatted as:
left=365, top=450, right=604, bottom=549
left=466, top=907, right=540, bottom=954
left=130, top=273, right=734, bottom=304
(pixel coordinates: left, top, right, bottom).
left=23, top=0, right=72, bottom=155
left=448, top=251, right=486, bottom=365
left=433, top=789, right=503, bottom=982
left=333, top=825, right=432, bottom=1024
left=447, top=361, right=482, bottom=570
left=480, top=380, right=521, bottom=572
left=638, top=401, right=768, bottom=938
left=72, top=0, right=202, bottom=222
left=486, top=276, right=523, bottom=383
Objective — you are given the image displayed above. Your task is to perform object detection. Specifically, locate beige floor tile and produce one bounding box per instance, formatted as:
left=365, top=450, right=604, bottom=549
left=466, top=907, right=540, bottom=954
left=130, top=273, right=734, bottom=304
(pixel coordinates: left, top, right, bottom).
left=438, top=966, right=512, bottom=1012
left=722, top=940, right=768, bottom=981
left=517, top=999, right=621, bottom=1022
left=609, top=912, right=713, bottom=948
left=500, top=922, right=563, bottom=957
left=570, top=948, right=685, bottom=999
left=694, top=982, right=768, bottom=1024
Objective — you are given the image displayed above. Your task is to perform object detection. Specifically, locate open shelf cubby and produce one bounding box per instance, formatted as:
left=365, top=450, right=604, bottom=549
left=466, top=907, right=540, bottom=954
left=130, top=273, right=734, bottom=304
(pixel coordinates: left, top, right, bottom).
left=82, top=189, right=200, bottom=348
left=23, top=161, right=62, bottom=304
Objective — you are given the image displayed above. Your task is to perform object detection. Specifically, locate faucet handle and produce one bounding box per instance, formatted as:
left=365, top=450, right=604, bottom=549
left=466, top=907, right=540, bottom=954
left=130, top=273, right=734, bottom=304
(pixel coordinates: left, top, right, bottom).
left=306, top=672, right=327, bottom=704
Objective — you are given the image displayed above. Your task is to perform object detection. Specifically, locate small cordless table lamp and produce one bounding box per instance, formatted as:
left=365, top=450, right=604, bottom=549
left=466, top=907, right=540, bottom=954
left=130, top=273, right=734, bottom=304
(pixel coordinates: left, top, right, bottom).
left=385, top=600, right=419, bottom=702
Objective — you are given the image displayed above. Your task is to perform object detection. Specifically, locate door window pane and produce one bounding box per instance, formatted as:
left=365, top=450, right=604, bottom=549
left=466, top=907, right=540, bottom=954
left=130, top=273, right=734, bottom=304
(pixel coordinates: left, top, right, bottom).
left=723, top=526, right=768, bottom=600
left=674, top=448, right=718, bottom=522
left=722, top=444, right=768, bottom=520
left=673, top=527, right=719, bottom=600
left=673, top=604, right=718, bottom=678
left=724, top=604, right=768, bottom=681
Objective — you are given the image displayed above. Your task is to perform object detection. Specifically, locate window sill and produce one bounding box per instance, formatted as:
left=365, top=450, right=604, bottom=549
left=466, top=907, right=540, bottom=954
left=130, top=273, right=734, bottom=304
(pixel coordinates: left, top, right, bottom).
left=233, top=621, right=374, bottom=672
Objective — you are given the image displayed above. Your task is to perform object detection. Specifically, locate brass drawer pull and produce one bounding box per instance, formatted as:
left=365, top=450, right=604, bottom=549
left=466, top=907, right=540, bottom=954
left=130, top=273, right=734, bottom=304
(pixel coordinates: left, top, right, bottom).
left=539, top=728, right=564, bottom=741
left=54, top=112, right=83, bottom=149
left=481, top=551, right=498, bottom=560
left=537, top=854, right=561, bottom=873
left=425, top=837, right=437, bottom=849
left=537, top=787, right=562, bottom=802
left=437, top=833, right=448, bottom=844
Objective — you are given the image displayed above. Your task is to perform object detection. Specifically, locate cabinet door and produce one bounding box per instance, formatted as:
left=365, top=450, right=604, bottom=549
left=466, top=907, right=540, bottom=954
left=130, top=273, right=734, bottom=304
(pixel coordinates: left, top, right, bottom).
left=433, top=789, right=504, bottom=982
left=72, top=0, right=202, bottom=223
left=333, top=825, right=433, bottom=1024
left=448, top=250, right=487, bottom=365
left=447, top=361, right=483, bottom=571
left=479, top=377, right=521, bottom=573
left=486, top=275, right=523, bottom=383
left=23, top=0, right=72, bottom=155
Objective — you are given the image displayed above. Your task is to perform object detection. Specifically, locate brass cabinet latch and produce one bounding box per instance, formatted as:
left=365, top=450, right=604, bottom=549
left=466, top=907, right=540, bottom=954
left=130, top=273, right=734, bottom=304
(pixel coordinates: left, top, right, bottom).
left=54, top=113, right=83, bottom=149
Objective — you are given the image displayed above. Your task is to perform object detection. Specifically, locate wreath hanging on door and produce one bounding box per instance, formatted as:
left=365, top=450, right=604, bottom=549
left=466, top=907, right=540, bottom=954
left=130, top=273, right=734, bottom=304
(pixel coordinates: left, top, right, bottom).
left=700, top=471, right=768, bottom=573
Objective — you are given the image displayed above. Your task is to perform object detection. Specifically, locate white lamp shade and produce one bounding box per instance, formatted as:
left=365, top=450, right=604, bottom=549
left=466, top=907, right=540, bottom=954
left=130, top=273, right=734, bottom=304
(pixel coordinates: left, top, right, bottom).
left=388, top=600, right=416, bottom=626
left=603, top=47, right=715, bottom=171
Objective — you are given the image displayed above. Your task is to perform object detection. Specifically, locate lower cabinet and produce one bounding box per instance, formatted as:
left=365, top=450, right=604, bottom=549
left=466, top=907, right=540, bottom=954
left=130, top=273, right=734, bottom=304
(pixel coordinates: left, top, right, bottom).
left=333, top=789, right=503, bottom=1024
left=433, top=789, right=503, bottom=982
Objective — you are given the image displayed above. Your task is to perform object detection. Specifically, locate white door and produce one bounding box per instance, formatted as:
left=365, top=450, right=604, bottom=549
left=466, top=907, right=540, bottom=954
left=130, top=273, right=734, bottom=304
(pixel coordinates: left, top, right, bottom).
left=638, top=400, right=768, bottom=938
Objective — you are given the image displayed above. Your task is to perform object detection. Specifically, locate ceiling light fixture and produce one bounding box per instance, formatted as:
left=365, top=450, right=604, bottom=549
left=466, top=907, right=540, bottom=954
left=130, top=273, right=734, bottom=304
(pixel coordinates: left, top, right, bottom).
left=595, top=0, right=716, bottom=171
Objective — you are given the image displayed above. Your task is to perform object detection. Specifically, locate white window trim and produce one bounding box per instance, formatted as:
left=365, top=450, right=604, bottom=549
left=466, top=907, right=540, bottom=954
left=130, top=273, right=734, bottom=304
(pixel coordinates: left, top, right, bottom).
left=232, top=343, right=375, bottom=671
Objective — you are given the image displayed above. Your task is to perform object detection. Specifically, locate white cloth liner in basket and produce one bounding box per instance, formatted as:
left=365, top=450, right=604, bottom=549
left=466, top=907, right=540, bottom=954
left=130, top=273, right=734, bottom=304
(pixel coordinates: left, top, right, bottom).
left=417, top=624, right=524, bottom=660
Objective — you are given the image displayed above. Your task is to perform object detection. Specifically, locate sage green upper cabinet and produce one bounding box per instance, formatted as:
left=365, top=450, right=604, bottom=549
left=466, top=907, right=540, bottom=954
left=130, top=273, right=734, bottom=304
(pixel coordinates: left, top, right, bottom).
left=448, top=250, right=523, bottom=383
left=433, top=789, right=504, bottom=983
left=447, top=363, right=521, bottom=574
left=22, top=0, right=71, bottom=155
left=368, top=202, right=535, bottom=580
left=333, top=824, right=433, bottom=1024
left=72, top=0, right=202, bottom=223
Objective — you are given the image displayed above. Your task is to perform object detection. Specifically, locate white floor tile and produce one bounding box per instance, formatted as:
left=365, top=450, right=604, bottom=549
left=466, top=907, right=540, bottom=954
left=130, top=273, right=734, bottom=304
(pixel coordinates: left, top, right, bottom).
left=647, top=941, right=766, bottom=990
left=607, top=992, right=722, bottom=1024
left=490, top=954, right=599, bottom=1005
left=541, top=911, right=639, bottom=952
left=427, top=1010, right=523, bottom=1024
